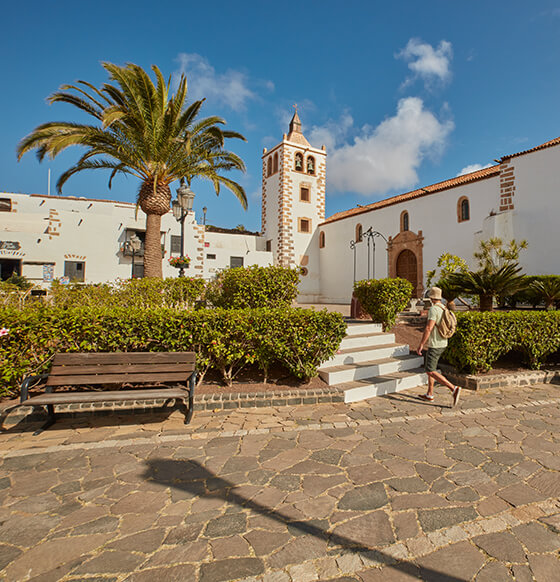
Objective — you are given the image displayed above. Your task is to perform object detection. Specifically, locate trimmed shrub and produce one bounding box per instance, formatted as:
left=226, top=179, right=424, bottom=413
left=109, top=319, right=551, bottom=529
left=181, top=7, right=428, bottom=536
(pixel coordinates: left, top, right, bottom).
left=50, top=277, right=206, bottom=310
left=0, top=305, right=346, bottom=394
left=353, top=278, right=413, bottom=330
left=445, top=311, right=560, bottom=373
left=206, top=265, right=300, bottom=309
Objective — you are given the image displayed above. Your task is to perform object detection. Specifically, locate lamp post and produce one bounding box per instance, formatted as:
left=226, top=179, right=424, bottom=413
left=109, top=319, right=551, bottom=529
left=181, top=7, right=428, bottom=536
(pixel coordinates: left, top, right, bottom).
left=363, top=228, right=388, bottom=280
left=128, top=233, right=142, bottom=278
left=172, top=179, right=195, bottom=277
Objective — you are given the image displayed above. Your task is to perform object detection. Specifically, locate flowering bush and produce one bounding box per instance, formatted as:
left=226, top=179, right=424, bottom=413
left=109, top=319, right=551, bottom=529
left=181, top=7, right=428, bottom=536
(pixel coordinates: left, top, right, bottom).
left=168, top=255, right=191, bottom=268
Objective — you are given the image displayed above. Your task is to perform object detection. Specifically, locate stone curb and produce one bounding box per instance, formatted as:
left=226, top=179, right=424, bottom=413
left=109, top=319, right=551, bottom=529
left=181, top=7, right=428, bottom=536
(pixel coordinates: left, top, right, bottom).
left=1, top=386, right=345, bottom=425
left=440, top=364, right=560, bottom=391
left=3, top=396, right=560, bottom=458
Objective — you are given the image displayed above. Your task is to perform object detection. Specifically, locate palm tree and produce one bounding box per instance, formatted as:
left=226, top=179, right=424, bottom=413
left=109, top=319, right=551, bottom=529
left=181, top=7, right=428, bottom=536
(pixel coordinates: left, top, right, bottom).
left=17, top=62, right=247, bottom=278
left=447, top=263, right=527, bottom=311
left=531, top=278, right=560, bottom=310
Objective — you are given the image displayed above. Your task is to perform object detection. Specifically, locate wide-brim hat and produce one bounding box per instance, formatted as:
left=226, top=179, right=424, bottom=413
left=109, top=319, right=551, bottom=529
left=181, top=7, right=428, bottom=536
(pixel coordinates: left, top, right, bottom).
left=428, top=286, right=443, bottom=300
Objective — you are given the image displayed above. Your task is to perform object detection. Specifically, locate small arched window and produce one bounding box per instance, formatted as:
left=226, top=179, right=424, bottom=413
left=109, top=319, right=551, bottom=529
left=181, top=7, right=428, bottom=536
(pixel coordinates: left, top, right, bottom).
left=295, top=152, right=303, bottom=172
left=400, top=211, right=409, bottom=232
left=273, top=153, right=278, bottom=174
left=458, top=197, right=470, bottom=222
left=267, top=157, right=272, bottom=177
left=319, top=231, right=325, bottom=248
left=356, top=223, right=363, bottom=242
left=306, top=156, right=315, bottom=175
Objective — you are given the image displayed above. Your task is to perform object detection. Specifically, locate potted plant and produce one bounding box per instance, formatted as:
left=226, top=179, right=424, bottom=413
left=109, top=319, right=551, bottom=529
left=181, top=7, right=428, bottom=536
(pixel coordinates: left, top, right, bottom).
left=168, top=255, right=191, bottom=269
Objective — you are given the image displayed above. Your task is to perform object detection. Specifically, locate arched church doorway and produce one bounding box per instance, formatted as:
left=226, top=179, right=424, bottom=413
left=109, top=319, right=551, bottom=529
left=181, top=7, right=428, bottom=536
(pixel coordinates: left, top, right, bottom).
left=396, top=249, right=417, bottom=296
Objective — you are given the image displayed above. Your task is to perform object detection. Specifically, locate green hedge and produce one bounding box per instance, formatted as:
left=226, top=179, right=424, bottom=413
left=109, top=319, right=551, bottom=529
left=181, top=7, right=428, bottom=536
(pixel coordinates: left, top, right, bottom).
left=353, top=278, right=413, bottom=330
left=445, top=311, right=560, bottom=373
left=0, top=305, right=346, bottom=394
left=206, top=265, right=300, bottom=309
left=49, top=277, right=206, bottom=310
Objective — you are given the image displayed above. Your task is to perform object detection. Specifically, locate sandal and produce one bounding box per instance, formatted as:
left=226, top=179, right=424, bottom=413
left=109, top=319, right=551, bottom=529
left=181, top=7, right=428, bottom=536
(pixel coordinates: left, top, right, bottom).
left=452, top=386, right=462, bottom=407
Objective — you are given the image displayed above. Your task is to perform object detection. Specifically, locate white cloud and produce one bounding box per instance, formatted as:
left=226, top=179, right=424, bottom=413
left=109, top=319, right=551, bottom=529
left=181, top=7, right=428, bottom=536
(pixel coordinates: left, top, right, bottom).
left=175, top=53, right=261, bottom=111
left=457, top=163, right=494, bottom=176
left=397, top=39, right=453, bottom=87
left=310, top=97, right=454, bottom=196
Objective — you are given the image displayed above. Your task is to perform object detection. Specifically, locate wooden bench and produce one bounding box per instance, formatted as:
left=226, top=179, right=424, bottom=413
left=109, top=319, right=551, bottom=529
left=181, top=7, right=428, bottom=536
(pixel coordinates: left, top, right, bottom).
left=15, top=351, right=196, bottom=433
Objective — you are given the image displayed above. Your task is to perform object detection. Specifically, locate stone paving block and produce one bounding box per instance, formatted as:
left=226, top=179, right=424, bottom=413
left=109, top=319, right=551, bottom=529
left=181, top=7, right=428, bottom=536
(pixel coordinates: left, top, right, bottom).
left=0, top=544, right=22, bottom=571
left=472, top=531, right=526, bottom=562
left=358, top=562, right=420, bottom=581
left=338, top=483, right=388, bottom=511
left=126, top=564, right=197, bottom=582
left=475, top=562, right=514, bottom=582
left=72, top=550, right=145, bottom=574
left=528, top=470, right=560, bottom=497
left=331, top=511, right=394, bottom=548
left=267, top=535, right=326, bottom=569
left=539, top=512, right=560, bottom=533
left=4, top=533, right=113, bottom=581
left=527, top=554, right=560, bottom=582
left=418, top=507, right=478, bottom=532
left=243, top=529, right=291, bottom=556
left=415, top=541, right=486, bottom=582
left=476, top=495, right=510, bottom=517
left=0, top=512, right=61, bottom=546
left=497, top=483, right=546, bottom=507
left=392, top=511, right=420, bottom=540
left=512, top=522, right=560, bottom=552
left=391, top=493, right=449, bottom=511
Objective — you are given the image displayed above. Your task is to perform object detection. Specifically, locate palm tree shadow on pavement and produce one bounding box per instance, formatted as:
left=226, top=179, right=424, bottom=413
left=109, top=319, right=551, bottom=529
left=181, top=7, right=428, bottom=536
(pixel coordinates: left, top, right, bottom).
left=144, top=458, right=466, bottom=582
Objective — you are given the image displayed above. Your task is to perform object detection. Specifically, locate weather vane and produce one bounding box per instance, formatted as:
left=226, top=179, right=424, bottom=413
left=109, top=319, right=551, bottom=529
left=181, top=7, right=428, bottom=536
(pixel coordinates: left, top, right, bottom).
left=293, top=103, right=298, bottom=113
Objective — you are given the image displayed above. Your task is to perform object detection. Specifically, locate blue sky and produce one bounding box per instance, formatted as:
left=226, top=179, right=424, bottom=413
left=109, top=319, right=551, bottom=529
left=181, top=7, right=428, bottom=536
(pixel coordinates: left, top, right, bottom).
left=3, top=1, right=560, bottom=232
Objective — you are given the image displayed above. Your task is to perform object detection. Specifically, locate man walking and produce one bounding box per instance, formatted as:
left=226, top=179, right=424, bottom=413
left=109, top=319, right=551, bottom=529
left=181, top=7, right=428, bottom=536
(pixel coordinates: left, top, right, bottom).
left=416, top=287, right=461, bottom=405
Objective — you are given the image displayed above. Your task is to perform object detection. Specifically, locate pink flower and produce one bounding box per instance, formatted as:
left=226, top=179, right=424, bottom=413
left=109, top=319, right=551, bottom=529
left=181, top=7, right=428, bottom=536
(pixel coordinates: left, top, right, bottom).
left=0, top=328, right=9, bottom=337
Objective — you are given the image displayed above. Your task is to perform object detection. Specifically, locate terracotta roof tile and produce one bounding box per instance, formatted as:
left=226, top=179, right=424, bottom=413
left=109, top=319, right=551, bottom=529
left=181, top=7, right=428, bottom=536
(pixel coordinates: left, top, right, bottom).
left=322, top=165, right=500, bottom=225
left=501, top=135, right=560, bottom=160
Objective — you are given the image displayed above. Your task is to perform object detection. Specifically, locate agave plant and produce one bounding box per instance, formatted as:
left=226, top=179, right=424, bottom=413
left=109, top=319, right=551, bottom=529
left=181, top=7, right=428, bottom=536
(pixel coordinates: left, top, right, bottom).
left=17, top=62, right=247, bottom=278
left=531, top=278, right=560, bottom=310
left=446, top=263, right=527, bottom=311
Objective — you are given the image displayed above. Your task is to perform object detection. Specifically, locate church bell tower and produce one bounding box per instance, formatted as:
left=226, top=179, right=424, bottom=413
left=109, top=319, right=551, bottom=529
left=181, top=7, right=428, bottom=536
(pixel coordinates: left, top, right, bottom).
left=261, top=110, right=326, bottom=298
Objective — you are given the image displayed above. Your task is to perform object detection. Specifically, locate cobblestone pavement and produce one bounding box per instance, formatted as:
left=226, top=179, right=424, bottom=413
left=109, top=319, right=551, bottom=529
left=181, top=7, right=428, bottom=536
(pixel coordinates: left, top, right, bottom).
left=0, top=384, right=559, bottom=581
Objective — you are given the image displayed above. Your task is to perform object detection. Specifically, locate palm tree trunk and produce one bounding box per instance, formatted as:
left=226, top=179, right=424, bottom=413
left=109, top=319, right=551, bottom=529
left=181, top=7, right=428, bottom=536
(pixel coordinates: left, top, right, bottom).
left=479, top=294, right=494, bottom=311
left=144, top=214, right=162, bottom=278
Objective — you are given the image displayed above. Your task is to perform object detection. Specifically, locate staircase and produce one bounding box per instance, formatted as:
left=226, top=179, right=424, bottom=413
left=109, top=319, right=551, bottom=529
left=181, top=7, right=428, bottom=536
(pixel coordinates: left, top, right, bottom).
left=318, top=321, right=427, bottom=403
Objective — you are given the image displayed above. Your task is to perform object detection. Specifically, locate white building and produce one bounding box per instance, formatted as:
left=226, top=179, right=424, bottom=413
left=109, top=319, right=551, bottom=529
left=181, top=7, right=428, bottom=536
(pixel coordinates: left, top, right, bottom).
left=0, top=192, right=272, bottom=285
left=2, top=111, right=559, bottom=303
left=262, top=114, right=560, bottom=304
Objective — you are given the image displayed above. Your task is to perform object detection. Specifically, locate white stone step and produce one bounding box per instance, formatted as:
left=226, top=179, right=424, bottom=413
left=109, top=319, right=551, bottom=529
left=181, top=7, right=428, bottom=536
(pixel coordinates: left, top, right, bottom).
left=321, top=342, right=410, bottom=368
left=319, top=354, right=423, bottom=385
left=339, top=332, right=396, bottom=351
left=344, top=322, right=383, bottom=336
left=340, top=369, right=428, bottom=403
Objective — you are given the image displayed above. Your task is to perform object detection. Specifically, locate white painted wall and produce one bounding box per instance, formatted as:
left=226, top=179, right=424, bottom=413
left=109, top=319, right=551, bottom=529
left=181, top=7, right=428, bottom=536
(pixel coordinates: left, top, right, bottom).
left=0, top=192, right=272, bottom=286
left=507, top=147, right=560, bottom=275
left=318, top=175, right=501, bottom=303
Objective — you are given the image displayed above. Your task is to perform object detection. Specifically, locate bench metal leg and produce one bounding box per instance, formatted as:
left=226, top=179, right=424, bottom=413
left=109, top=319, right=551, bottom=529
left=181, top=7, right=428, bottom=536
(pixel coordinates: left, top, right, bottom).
left=33, top=404, right=56, bottom=436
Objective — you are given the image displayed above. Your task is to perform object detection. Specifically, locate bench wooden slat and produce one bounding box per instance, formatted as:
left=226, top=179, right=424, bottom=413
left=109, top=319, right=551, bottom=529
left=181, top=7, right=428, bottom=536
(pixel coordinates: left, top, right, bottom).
left=53, top=352, right=196, bottom=365
left=22, top=387, right=188, bottom=405
left=46, top=372, right=190, bottom=386
left=49, top=363, right=194, bottom=376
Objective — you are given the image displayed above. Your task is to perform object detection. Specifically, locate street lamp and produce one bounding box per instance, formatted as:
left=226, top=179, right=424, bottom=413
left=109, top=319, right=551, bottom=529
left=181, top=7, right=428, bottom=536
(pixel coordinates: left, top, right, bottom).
left=128, top=233, right=142, bottom=278
left=172, top=179, right=195, bottom=277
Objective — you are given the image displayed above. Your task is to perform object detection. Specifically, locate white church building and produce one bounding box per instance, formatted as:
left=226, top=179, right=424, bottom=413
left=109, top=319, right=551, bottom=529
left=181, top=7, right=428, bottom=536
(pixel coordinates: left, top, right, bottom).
left=1, top=110, right=559, bottom=304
